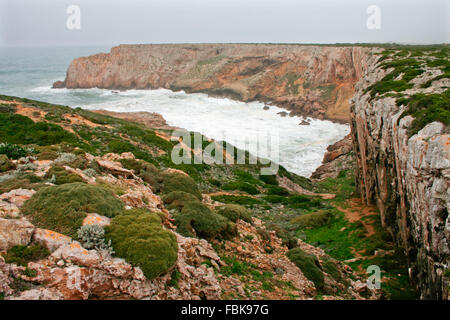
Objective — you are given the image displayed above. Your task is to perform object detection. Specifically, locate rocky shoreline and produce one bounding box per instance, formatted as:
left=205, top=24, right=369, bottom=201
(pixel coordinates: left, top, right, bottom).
left=53, top=44, right=375, bottom=123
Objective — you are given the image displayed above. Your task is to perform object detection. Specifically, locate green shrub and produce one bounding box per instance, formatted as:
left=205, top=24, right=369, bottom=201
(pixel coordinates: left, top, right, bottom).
left=0, top=142, right=29, bottom=160
left=222, top=181, right=259, bottom=195
left=259, top=174, right=278, bottom=185
left=36, top=150, right=59, bottom=161
left=0, top=154, right=15, bottom=172
left=0, top=103, right=16, bottom=113
left=44, top=166, right=84, bottom=185
left=174, top=201, right=234, bottom=239
left=160, top=172, right=202, bottom=200
left=21, top=183, right=124, bottom=237
left=4, top=244, right=50, bottom=266
left=287, top=248, right=324, bottom=290
left=211, top=195, right=263, bottom=206
left=398, top=90, right=450, bottom=136
left=266, top=223, right=297, bottom=249
left=0, top=113, right=77, bottom=146
left=217, top=204, right=252, bottom=223
left=266, top=185, right=289, bottom=196
left=162, top=191, right=200, bottom=211
left=105, top=209, right=178, bottom=279
left=0, top=177, right=46, bottom=194
left=290, top=210, right=333, bottom=229
left=321, top=258, right=342, bottom=283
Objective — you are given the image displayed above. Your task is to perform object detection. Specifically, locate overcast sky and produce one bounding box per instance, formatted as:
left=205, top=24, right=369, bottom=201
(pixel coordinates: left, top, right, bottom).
left=0, top=0, right=448, bottom=47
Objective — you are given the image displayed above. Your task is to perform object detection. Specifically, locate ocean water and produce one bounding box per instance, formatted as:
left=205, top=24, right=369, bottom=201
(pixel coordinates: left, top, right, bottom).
left=0, top=47, right=349, bottom=177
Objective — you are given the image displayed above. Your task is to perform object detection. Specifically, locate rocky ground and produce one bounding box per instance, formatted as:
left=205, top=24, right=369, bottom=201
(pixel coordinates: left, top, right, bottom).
left=0, top=96, right=377, bottom=300
left=0, top=151, right=374, bottom=300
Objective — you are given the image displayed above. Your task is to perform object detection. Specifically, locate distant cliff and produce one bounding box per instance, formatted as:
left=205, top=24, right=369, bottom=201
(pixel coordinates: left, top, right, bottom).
left=54, top=44, right=374, bottom=123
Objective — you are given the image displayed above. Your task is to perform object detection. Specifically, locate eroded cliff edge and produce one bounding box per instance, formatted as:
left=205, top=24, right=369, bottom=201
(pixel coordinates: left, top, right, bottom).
left=350, top=48, right=449, bottom=299
left=54, top=44, right=374, bottom=123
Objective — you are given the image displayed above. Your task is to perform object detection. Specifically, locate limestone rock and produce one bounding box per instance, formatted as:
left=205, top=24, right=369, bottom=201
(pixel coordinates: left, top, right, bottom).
left=82, top=213, right=111, bottom=227
left=33, top=228, right=73, bottom=253
left=0, top=218, right=34, bottom=251
left=0, top=188, right=35, bottom=207
left=350, top=53, right=450, bottom=299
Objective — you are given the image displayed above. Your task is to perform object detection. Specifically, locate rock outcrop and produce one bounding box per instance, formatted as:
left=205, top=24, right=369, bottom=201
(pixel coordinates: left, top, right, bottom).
left=350, top=53, right=449, bottom=299
left=310, top=134, right=355, bottom=181
left=54, top=44, right=374, bottom=123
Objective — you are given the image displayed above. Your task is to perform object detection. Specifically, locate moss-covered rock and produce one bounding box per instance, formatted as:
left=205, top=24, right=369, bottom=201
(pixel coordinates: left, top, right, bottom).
left=217, top=204, right=252, bottom=223
left=21, top=183, right=124, bottom=237
left=105, top=209, right=178, bottom=280
left=287, top=248, right=324, bottom=290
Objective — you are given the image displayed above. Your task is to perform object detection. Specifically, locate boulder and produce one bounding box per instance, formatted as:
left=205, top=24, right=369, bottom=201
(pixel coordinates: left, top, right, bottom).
left=0, top=188, right=36, bottom=208
left=82, top=213, right=111, bottom=227
left=33, top=228, right=73, bottom=253
left=8, top=288, right=64, bottom=300
left=0, top=218, right=34, bottom=251
left=52, top=80, right=65, bottom=89
left=0, top=200, right=20, bottom=218
left=51, top=242, right=101, bottom=267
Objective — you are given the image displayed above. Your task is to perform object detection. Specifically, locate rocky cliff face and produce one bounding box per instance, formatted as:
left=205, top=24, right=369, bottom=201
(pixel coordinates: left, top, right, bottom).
left=350, top=51, right=449, bottom=299
left=55, top=44, right=374, bottom=123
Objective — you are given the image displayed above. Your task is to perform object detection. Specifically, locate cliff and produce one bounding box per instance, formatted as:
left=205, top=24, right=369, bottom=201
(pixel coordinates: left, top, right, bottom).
left=54, top=44, right=374, bottom=123
left=350, top=48, right=449, bottom=299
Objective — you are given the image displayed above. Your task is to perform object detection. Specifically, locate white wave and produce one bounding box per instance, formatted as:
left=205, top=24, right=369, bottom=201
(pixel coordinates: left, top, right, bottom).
left=70, top=88, right=349, bottom=177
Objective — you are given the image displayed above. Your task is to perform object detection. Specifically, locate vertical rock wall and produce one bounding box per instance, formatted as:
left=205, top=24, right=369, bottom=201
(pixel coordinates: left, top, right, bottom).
left=350, top=55, right=449, bottom=299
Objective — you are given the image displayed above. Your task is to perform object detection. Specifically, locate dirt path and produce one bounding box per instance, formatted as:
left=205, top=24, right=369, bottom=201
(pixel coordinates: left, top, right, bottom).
left=337, top=198, right=379, bottom=237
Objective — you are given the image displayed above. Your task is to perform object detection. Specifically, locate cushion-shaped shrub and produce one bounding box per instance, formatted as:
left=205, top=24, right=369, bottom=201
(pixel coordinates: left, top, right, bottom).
left=162, top=191, right=200, bottom=211
left=21, top=182, right=124, bottom=237
left=160, top=172, right=202, bottom=200
left=44, top=166, right=84, bottom=185
left=266, top=223, right=297, bottom=249
left=290, top=210, right=332, bottom=229
left=4, top=244, right=50, bottom=266
left=105, top=209, right=178, bottom=279
left=119, top=158, right=161, bottom=187
left=266, top=185, right=290, bottom=196
left=259, top=174, right=278, bottom=185
left=287, top=248, right=324, bottom=290
left=174, top=201, right=233, bottom=239
left=217, top=204, right=252, bottom=223
left=222, top=181, right=259, bottom=195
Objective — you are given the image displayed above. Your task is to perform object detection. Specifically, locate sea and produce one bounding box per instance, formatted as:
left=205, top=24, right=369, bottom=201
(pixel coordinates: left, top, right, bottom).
left=0, top=46, right=349, bottom=177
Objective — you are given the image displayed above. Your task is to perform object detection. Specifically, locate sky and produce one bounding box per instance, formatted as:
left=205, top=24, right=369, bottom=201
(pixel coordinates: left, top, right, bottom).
left=0, top=0, right=448, bottom=47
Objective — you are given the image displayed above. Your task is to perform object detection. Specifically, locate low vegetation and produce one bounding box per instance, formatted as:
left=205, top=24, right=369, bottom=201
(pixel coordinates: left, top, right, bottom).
left=174, top=201, right=235, bottom=239
left=287, top=248, right=324, bottom=290
left=217, top=204, right=252, bottom=223
left=105, top=209, right=178, bottom=279
left=21, top=183, right=124, bottom=237
left=367, top=46, right=449, bottom=135
left=3, top=244, right=50, bottom=267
